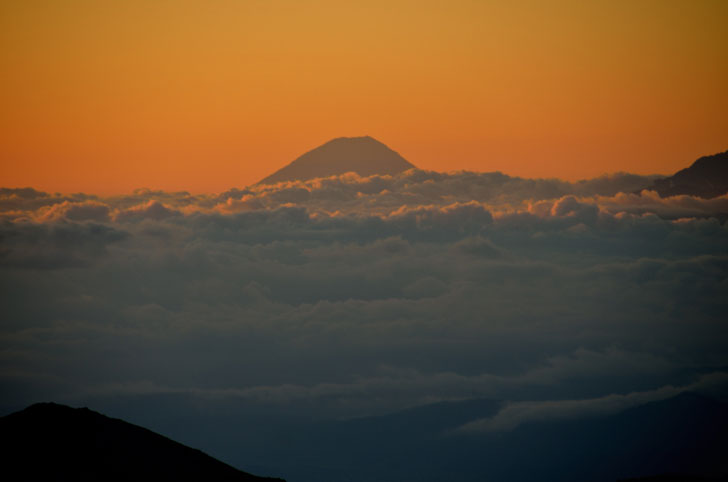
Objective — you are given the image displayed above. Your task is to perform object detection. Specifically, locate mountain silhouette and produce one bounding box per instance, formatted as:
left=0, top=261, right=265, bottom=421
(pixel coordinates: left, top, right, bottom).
left=258, top=136, right=415, bottom=184
left=648, top=150, right=728, bottom=198
left=224, top=392, right=728, bottom=482
left=619, top=476, right=728, bottom=482
left=0, top=402, right=284, bottom=481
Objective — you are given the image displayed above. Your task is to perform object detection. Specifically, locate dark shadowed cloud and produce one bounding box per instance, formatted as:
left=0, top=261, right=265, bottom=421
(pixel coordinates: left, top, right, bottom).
left=1, top=172, right=727, bottom=424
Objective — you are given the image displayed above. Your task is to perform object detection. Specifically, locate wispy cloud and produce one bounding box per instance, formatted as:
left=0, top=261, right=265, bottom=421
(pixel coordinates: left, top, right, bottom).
left=455, top=372, right=728, bottom=433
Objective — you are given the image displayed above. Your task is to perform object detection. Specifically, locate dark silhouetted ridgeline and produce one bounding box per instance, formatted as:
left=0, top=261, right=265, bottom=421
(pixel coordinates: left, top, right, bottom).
left=0, top=402, right=284, bottom=481
left=619, top=475, right=728, bottom=482
left=224, top=392, right=728, bottom=482
left=649, top=150, right=728, bottom=198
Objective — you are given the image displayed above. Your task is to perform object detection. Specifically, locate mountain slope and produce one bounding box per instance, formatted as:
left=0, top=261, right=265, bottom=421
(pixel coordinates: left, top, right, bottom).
left=0, top=402, right=283, bottom=481
left=649, top=150, right=728, bottom=198
left=258, top=136, right=415, bottom=184
left=228, top=392, right=728, bottom=482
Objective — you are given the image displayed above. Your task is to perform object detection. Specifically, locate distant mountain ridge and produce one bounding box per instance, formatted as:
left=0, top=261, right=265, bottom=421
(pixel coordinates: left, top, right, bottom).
left=258, top=136, right=415, bottom=184
left=230, top=391, right=728, bottom=482
left=648, top=150, right=728, bottom=198
left=0, top=403, right=283, bottom=481
left=258, top=139, right=728, bottom=199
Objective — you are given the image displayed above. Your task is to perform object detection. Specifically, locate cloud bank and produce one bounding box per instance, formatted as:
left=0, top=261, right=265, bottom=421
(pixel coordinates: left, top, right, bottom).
left=1, top=170, right=727, bottom=423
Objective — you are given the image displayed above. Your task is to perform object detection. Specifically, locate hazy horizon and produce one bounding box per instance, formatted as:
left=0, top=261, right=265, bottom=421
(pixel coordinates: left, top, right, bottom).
left=0, top=135, right=699, bottom=196
left=3, top=133, right=703, bottom=196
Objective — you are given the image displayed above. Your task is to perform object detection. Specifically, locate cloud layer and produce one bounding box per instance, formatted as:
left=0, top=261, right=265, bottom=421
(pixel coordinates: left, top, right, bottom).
left=1, top=170, right=727, bottom=424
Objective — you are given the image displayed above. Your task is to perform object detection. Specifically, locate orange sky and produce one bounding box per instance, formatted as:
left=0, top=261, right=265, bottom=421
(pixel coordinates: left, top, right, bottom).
left=1, top=0, right=727, bottom=194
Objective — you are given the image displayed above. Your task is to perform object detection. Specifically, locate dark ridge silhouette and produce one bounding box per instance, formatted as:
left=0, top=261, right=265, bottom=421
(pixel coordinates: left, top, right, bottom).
left=258, top=136, right=416, bottom=184
left=232, top=392, right=728, bottom=482
left=0, top=402, right=284, bottom=481
left=618, top=475, right=728, bottom=482
left=648, top=150, right=728, bottom=198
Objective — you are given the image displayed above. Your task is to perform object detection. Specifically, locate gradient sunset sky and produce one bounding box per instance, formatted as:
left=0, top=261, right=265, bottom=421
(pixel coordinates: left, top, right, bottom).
left=1, top=0, right=726, bottom=194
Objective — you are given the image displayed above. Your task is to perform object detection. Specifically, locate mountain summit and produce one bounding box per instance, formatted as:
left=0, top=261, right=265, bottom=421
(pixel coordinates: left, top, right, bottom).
left=258, top=136, right=415, bottom=184
left=649, top=149, right=728, bottom=198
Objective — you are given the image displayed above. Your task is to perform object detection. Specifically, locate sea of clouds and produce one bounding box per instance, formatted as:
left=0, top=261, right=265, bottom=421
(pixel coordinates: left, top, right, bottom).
left=1, top=169, right=727, bottom=430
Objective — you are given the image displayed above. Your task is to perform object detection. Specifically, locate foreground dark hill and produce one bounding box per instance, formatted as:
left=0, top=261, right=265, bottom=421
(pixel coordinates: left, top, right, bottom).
left=0, top=403, right=283, bottom=481
left=258, top=136, right=415, bottom=184
left=649, top=150, right=728, bottom=198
